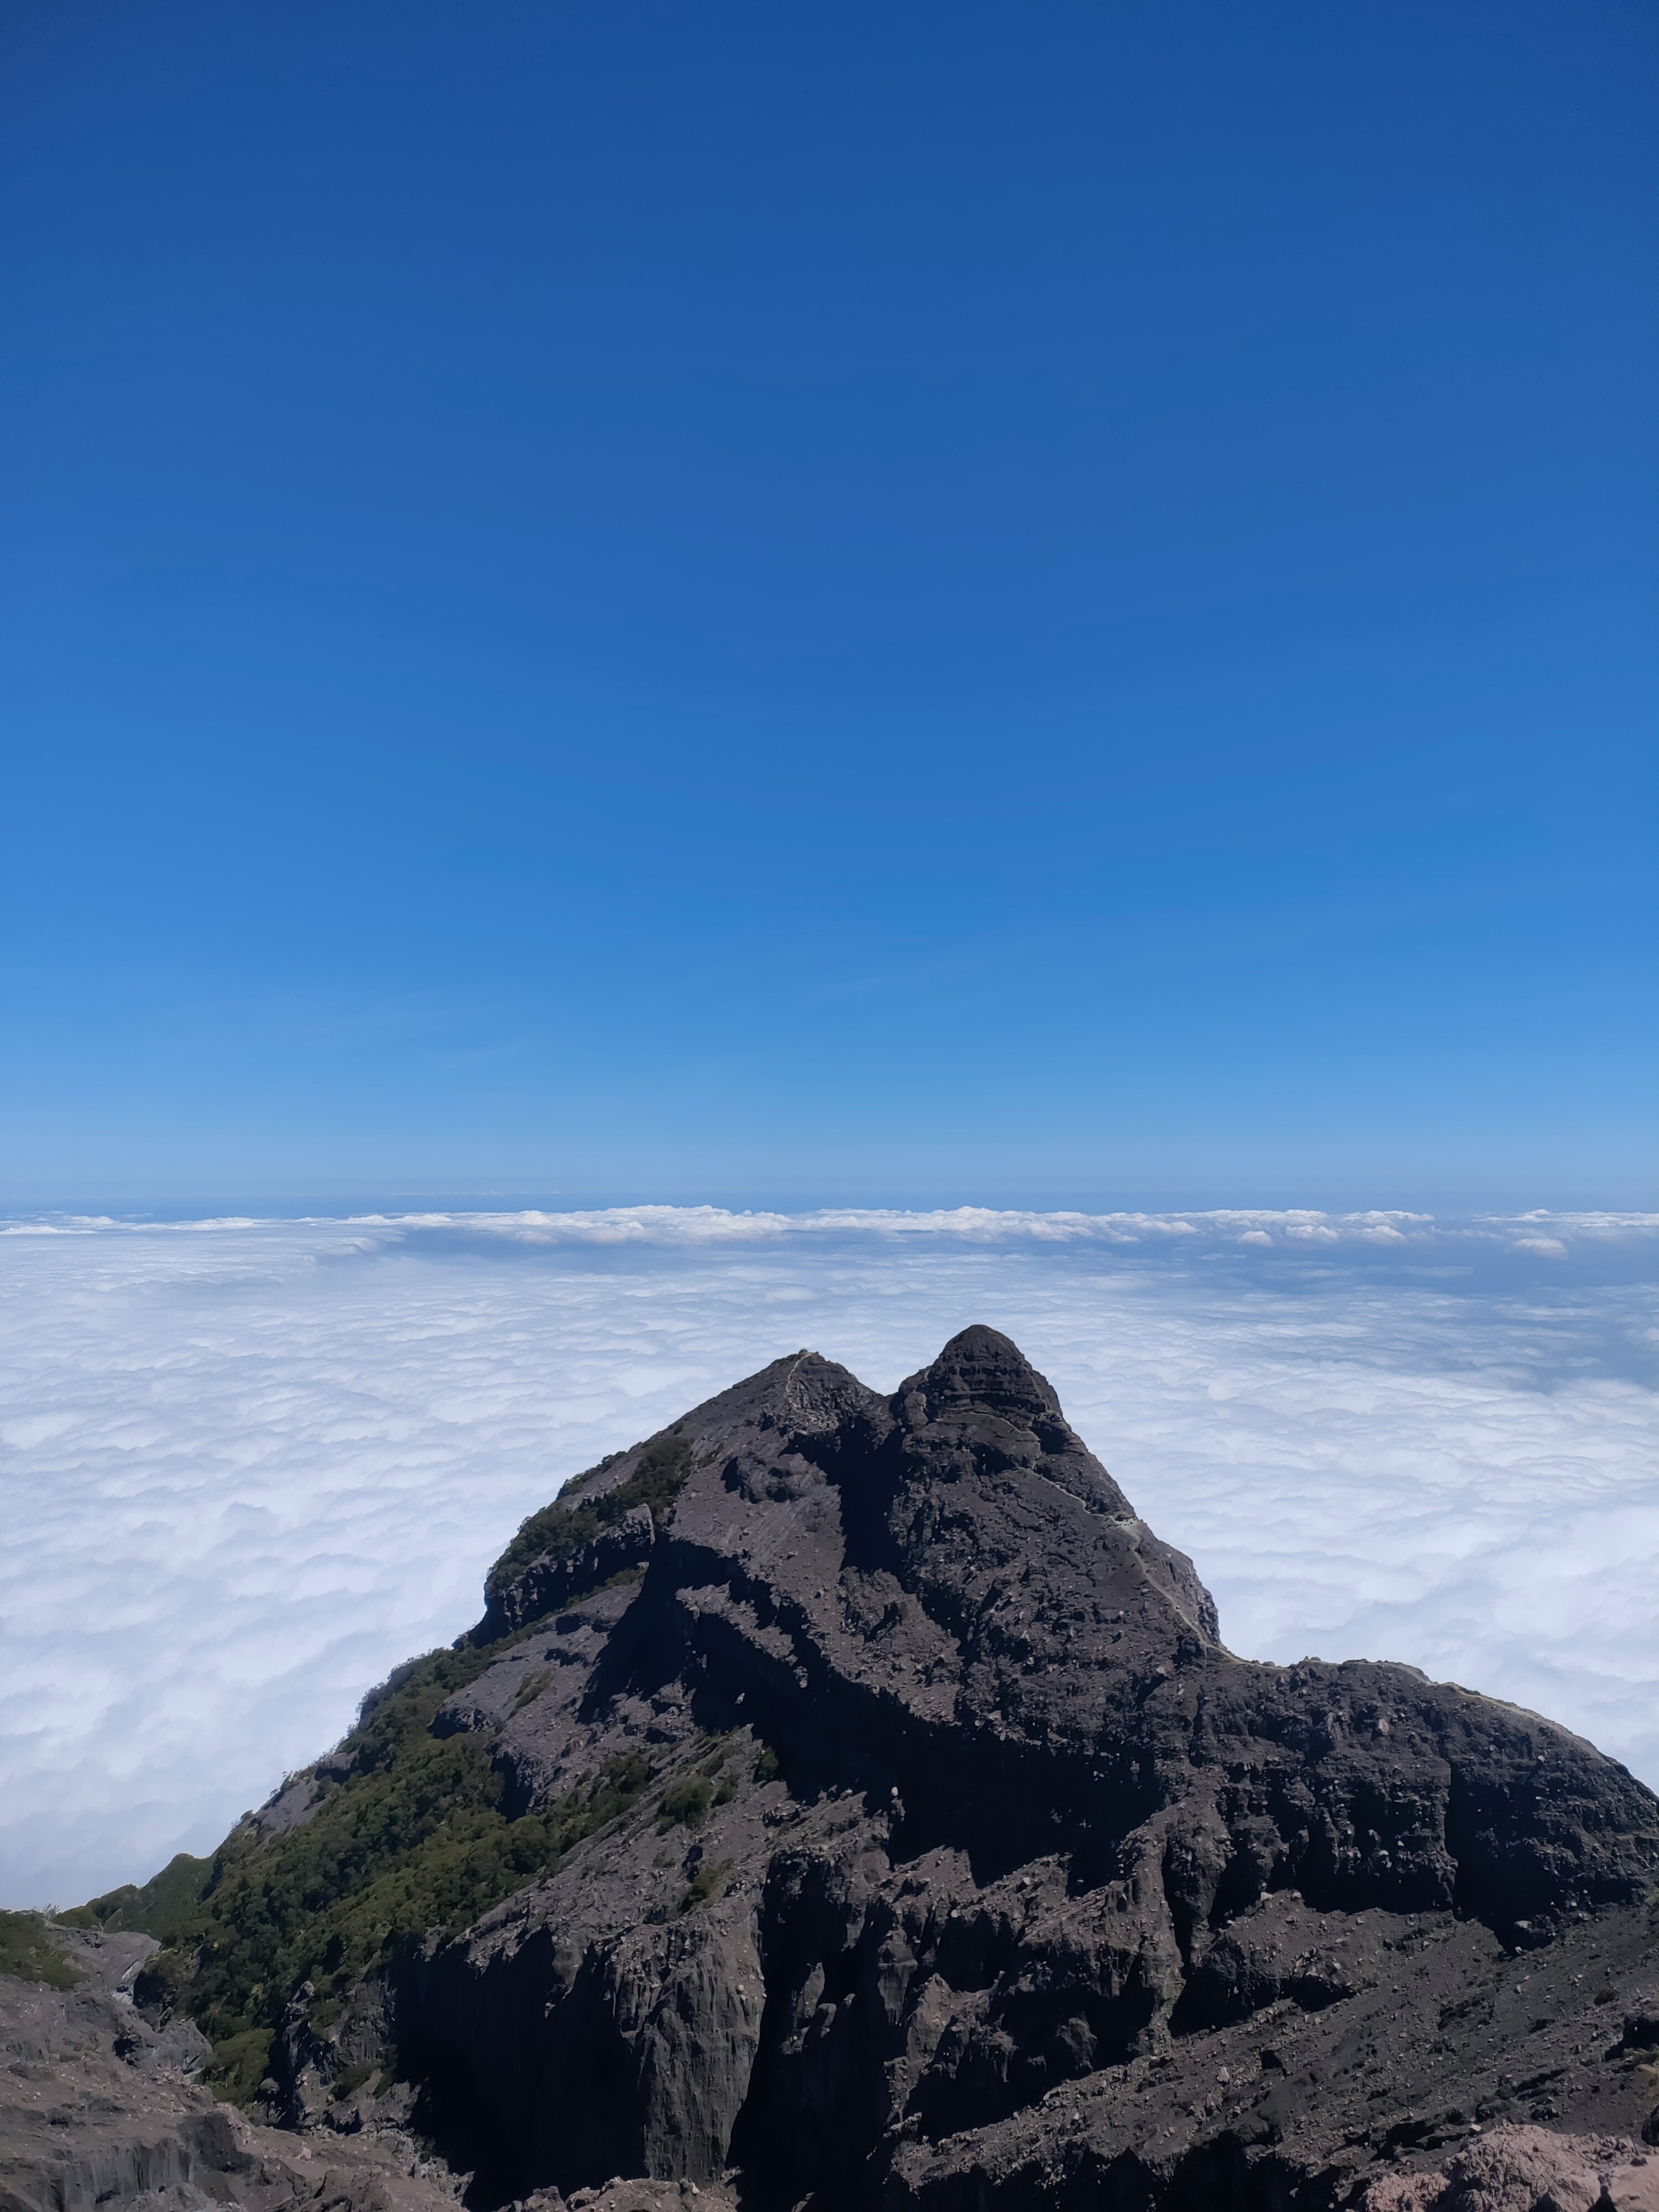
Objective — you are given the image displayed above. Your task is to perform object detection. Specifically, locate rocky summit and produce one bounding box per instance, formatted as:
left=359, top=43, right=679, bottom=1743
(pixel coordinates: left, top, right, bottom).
left=11, top=1328, right=1659, bottom=2212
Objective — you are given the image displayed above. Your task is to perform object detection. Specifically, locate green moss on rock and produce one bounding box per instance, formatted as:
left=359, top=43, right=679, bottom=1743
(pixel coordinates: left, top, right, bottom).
left=676, top=1860, right=727, bottom=1915
left=67, top=1851, right=215, bottom=1942
left=116, top=1640, right=654, bottom=2104
left=484, top=1430, right=694, bottom=1616
left=657, top=1775, right=712, bottom=1830
left=0, top=1911, right=80, bottom=1989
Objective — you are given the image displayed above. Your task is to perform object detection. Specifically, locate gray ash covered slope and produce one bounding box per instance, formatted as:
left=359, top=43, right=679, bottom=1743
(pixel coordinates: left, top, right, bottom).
left=0, top=1919, right=456, bottom=2212
left=364, top=1327, right=1659, bottom=2208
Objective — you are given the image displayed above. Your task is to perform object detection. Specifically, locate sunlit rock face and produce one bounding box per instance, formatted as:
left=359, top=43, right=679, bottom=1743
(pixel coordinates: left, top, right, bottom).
left=33, top=1328, right=1659, bottom=2212
left=379, top=1328, right=1659, bottom=2207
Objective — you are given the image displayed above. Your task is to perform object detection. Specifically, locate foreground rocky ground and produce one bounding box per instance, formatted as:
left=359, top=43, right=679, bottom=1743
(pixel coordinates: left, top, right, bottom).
left=0, top=1921, right=457, bottom=2212
left=7, top=1329, right=1658, bottom=2210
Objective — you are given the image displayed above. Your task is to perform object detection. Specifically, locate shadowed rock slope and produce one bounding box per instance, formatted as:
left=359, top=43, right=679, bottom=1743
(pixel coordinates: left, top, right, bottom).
left=54, top=1329, right=1659, bottom=2212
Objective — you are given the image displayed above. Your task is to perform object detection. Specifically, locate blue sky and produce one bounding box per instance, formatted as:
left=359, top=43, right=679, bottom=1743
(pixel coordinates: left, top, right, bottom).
left=3, top=0, right=1655, bottom=1207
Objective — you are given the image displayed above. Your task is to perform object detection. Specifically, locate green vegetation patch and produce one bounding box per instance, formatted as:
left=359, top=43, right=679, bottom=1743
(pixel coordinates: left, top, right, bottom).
left=0, top=1910, right=80, bottom=1989
left=485, top=1430, right=695, bottom=1614
left=66, top=1851, right=215, bottom=1941
left=657, top=1775, right=712, bottom=1831
left=202, top=2027, right=273, bottom=2105
left=513, top=1668, right=553, bottom=1714
left=676, top=1861, right=727, bottom=1915
left=695, top=1738, right=742, bottom=1806
left=123, top=1640, right=654, bottom=2103
left=330, top=2059, right=377, bottom=2101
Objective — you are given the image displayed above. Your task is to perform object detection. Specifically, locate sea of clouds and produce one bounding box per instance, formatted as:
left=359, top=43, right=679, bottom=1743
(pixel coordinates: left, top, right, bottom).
left=1, top=1204, right=1655, bottom=1907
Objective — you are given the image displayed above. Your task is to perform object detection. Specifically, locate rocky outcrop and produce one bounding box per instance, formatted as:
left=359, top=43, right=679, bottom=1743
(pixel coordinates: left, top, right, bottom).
left=365, top=1329, right=1659, bottom=2208
left=53, top=1328, right=1659, bottom=2212
left=0, top=1924, right=452, bottom=2212
left=1357, top=2125, right=1659, bottom=2211
left=486, top=1503, right=659, bottom=1639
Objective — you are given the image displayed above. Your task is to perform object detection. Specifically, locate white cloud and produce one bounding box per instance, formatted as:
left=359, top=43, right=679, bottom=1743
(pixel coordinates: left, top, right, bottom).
left=1, top=1207, right=1655, bottom=1906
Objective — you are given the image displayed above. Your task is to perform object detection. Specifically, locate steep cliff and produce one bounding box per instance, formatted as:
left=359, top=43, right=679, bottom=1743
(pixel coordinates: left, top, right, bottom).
left=56, top=1329, right=1659, bottom=2212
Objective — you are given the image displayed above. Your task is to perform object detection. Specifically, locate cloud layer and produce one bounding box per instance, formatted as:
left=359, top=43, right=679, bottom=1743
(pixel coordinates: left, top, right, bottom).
left=2, top=1206, right=1655, bottom=1905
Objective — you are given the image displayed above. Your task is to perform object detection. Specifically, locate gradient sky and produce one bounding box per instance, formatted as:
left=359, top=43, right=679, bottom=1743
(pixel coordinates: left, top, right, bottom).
left=3, top=0, right=1655, bottom=1207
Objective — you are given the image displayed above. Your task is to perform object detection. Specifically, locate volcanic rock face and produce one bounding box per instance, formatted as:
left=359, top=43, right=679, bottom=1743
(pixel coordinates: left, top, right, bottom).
left=0, top=1922, right=453, bottom=2212
left=28, top=1328, right=1659, bottom=2212
left=373, top=1329, right=1658, bottom=2207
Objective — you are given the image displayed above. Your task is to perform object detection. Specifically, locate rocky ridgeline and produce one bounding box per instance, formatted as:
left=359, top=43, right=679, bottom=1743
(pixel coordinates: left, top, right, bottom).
left=11, top=1329, right=1659, bottom=2212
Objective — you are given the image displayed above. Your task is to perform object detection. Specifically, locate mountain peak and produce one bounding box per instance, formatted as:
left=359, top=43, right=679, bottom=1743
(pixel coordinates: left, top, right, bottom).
left=64, top=1331, right=1659, bottom=2212
left=900, top=1322, right=1066, bottom=1426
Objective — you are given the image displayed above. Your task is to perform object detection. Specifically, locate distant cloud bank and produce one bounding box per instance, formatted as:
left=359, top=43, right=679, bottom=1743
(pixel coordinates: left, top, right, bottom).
left=1, top=1206, right=1654, bottom=1906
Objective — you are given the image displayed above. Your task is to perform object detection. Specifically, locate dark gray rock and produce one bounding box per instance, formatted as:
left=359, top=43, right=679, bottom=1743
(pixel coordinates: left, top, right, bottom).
left=380, top=1329, right=1659, bottom=2208
left=489, top=1504, right=660, bottom=1639
left=0, top=1926, right=453, bottom=2212
left=34, top=1329, right=1659, bottom=2212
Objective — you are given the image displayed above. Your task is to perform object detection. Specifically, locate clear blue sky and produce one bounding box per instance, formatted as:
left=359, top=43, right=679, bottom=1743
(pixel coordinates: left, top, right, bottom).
left=2, top=0, right=1654, bottom=1209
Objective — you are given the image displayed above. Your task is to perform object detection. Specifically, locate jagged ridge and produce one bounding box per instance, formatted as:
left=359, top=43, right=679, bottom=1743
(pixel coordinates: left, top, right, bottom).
left=71, top=1328, right=1659, bottom=2211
